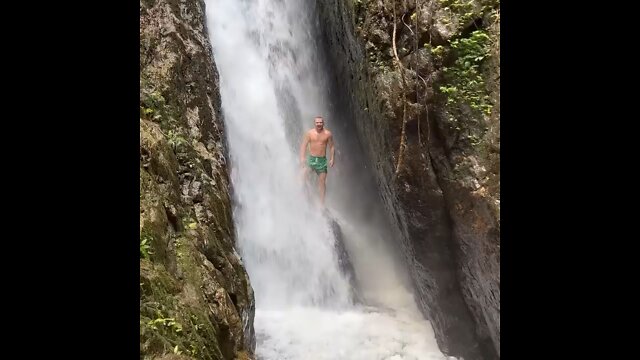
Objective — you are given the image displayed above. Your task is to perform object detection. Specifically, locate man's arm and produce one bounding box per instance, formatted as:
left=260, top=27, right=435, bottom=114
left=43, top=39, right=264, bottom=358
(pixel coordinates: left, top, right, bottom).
left=299, top=131, right=309, bottom=165
left=329, top=133, right=335, bottom=167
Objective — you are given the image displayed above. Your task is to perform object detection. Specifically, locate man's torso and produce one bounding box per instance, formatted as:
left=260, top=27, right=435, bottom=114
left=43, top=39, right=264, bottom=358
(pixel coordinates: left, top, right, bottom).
left=308, top=129, right=330, bottom=157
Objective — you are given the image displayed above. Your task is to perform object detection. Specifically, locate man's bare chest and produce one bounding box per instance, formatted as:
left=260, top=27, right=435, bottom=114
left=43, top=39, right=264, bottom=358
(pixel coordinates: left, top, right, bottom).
left=309, top=132, right=329, bottom=144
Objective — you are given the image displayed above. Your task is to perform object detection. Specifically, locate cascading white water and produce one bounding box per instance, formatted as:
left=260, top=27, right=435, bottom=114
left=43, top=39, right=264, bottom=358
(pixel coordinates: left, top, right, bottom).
left=205, top=0, right=352, bottom=311
left=206, top=0, right=457, bottom=358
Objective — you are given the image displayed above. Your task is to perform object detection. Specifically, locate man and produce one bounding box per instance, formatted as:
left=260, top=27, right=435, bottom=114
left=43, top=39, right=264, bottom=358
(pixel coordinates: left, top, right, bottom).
left=299, top=116, right=335, bottom=206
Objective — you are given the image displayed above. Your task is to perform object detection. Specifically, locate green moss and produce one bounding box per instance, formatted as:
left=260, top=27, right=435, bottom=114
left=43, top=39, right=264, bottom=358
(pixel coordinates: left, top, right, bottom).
left=140, top=3, right=255, bottom=359
left=140, top=79, right=185, bottom=147
left=140, top=262, right=224, bottom=360
left=140, top=206, right=168, bottom=264
left=176, top=240, right=203, bottom=289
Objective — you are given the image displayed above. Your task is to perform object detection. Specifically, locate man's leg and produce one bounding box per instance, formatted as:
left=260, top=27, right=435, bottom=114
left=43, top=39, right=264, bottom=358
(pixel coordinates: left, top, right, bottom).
left=299, top=166, right=309, bottom=185
left=300, top=167, right=317, bottom=206
left=318, top=172, right=327, bottom=206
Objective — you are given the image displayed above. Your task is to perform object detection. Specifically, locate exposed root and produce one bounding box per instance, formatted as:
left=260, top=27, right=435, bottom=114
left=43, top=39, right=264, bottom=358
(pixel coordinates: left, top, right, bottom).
left=393, top=1, right=408, bottom=177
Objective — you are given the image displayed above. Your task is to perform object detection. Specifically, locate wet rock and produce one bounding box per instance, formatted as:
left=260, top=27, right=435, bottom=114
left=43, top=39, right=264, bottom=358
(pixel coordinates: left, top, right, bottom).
left=315, top=0, right=499, bottom=359
left=140, top=0, right=255, bottom=359
left=328, top=217, right=360, bottom=303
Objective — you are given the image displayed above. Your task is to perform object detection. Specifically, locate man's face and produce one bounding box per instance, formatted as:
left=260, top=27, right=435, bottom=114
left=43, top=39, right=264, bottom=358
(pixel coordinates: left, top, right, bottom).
left=315, top=118, right=324, bottom=131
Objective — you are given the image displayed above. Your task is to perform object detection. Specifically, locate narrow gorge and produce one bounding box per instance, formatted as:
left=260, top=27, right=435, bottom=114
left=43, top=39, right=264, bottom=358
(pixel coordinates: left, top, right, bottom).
left=140, top=0, right=500, bottom=359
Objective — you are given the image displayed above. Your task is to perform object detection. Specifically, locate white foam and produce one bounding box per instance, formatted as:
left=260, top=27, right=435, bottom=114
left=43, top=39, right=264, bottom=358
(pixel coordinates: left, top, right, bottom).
left=256, top=306, right=455, bottom=360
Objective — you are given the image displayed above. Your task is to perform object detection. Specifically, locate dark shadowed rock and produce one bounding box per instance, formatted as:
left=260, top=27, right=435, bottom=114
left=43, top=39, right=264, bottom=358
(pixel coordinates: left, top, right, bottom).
left=327, top=216, right=361, bottom=304
left=314, top=0, right=499, bottom=359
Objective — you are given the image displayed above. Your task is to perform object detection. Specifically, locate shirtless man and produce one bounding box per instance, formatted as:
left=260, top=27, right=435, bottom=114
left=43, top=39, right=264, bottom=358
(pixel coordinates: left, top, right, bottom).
left=299, top=116, right=335, bottom=206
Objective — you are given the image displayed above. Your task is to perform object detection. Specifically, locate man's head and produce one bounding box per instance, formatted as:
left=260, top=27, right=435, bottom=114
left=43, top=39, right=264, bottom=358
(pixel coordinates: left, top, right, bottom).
left=314, top=116, right=324, bottom=131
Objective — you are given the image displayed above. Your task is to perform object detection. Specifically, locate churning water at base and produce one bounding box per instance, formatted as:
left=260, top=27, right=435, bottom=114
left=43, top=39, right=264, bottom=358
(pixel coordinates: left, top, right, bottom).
left=206, top=0, right=455, bottom=358
left=255, top=307, right=450, bottom=360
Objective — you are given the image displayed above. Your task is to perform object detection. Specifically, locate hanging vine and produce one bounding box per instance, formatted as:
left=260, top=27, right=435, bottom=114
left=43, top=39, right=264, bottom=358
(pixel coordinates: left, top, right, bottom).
left=392, top=0, right=408, bottom=177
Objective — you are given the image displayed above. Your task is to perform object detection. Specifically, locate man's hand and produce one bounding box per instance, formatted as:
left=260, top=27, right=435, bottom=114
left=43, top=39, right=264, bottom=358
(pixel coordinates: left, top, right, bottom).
left=330, top=158, right=334, bottom=167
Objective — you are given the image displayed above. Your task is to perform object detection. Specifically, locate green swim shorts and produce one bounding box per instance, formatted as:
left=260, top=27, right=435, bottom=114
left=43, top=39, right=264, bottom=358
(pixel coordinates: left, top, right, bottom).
left=307, top=155, right=328, bottom=174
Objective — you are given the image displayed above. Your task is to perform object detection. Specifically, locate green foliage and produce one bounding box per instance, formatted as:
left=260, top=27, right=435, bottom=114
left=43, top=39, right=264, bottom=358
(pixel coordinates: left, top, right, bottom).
left=173, top=236, right=185, bottom=259
left=140, top=91, right=166, bottom=121
left=182, top=215, right=196, bottom=229
left=425, top=44, right=446, bottom=61
left=166, top=129, right=188, bottom=149
left=439, top=0, right=499, bottom=27
left=143, top=91, right=166, bottom=111
left=141, top=279, right=206, bottom=358
left=148, top=317, right=183, bottom=334
left=140, top=234, right=154, bottom=259
left=439, top=0, right=476, bottom=26
left=439, top=30, right=493, bottom=117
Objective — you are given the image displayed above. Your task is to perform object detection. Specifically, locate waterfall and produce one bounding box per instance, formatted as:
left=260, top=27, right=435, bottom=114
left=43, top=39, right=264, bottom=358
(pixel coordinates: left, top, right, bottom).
left=206, top=0, right=456, bottom=358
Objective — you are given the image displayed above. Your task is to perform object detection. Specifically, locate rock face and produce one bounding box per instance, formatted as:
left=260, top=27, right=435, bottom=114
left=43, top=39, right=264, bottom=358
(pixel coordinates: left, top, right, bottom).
left=140, top=0, right=255, bottom=359
left=328, top=217, right=361, bottom=303
left=315, top=1, right=500, bottom=359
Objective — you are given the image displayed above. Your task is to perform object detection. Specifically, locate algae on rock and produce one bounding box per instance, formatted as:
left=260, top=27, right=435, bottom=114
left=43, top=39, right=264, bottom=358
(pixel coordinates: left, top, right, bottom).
left=140, top=0, right=255, bottom=359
